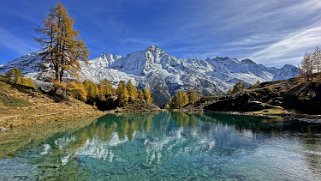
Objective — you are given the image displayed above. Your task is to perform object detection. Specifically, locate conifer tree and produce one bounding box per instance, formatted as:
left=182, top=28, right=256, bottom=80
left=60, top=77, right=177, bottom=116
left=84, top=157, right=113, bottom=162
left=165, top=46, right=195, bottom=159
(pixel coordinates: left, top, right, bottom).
left=36, top=3, right=88, bottom=82
left=300, top=53, right=313, bottom=82
left=171, top=90, right=189, bottom=109
left=105, top=80, right=113, bottom=96
left=143, top=87, right=153, bottom=103
left=5, top=67, right=23, bottom=84
left=126, top=80, right=138, bottom=102
left=229, top=81, right=245, bottom=95
left=97, top=79, right=113, bottom=100
left=187, top=89, right=200, bottom=104
left=116, top=81, right=129, bottom=105
left=97, top=80, right=106, bottom=100
left=138, top=89, right=144, bottom=100
left=310, top=47, right=321, bottom=82
left=311, top=47, right=321, bottom=73
left=83, top=80, right=97, bottom=101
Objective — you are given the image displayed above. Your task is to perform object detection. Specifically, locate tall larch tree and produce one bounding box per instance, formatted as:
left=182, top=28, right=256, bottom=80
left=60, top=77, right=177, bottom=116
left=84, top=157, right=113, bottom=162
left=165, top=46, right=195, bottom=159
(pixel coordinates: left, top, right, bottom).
left=97, top=79, right=113, bottom=100
left=311, top=47, right=321, bottom=82
left=36, top=3, right=88, bottom=82
left=83, top=80, right=97, bottom=102
left=171, top=90, right=189, bottom=109
left=138, top=89, right=144, bottom=100
left=311, top=47, right=321, bottom=73
left=187, top=89, right=200, bottom=104
left=300, top=53, right=313, bottom=82
left=127, top=80, right=138, bottom=102
left=116, top=81, right=129, bottom=104
left=143, top=87, right=153, bottom=103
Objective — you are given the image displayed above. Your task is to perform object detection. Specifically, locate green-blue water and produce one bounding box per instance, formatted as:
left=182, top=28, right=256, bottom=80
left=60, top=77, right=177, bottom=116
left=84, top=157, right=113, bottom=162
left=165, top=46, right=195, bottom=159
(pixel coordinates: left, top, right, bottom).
left=1, top=112, right=321, bottom=180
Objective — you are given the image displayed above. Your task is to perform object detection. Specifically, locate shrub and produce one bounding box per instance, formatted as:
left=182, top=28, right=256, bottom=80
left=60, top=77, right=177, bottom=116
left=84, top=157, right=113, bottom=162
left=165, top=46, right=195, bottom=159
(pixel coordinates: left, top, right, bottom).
left=0, top=94, right=30, bottom=107
left=228, top=81, right=246, bottom=95
left=16, top=77, right=36, bottom=88
left=5, top=67, right=23, bottom=84
left=68, top=82, right=87, bottom=102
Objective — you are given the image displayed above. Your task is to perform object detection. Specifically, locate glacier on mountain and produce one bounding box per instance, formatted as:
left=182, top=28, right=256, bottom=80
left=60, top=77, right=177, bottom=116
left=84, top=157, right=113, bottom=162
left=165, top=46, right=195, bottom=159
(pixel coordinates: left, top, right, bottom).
left=0, top=45, right=300, bottom=106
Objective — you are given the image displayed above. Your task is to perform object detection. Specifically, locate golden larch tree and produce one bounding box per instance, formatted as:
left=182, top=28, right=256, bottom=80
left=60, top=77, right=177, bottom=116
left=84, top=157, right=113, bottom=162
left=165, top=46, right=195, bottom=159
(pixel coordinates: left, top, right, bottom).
left=143, top=87, right=153, bottom=103
left=36, top=3, right=88, bottom=82
left=171, top=90, right=189, bottom=109
left=116, top=81, right=129, bottom=104
left=127, top=80, right=138, bottom=102
left=187, top=89, right=200, bottom=104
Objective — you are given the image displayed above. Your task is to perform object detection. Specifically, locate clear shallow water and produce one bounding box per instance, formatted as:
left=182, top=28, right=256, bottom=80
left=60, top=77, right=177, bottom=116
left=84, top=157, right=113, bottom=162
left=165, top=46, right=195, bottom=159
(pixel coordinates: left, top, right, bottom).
left=1, top=112, right=321, bottom=180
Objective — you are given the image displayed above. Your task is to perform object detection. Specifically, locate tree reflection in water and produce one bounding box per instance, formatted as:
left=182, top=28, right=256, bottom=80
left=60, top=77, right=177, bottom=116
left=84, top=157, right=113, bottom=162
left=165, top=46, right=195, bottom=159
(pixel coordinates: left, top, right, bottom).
left=7, top=112, right=321, bottom=180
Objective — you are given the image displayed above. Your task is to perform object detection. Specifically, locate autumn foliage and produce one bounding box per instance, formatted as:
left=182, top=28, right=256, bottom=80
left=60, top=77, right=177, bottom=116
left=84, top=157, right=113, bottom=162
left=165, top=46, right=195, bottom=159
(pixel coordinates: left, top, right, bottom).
left=170, top=89, right=200, bottom=109
left=36, top=3, right=88, bottom=82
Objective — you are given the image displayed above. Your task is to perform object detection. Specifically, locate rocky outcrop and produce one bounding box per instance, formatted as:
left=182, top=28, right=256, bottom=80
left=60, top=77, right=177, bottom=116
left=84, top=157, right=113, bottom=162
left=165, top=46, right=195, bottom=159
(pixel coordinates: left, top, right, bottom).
left=202, top=74, right=321, bottom=115
left=111, top=100, right=161, bottom=113
left=204, top=94, right=273, bottom=112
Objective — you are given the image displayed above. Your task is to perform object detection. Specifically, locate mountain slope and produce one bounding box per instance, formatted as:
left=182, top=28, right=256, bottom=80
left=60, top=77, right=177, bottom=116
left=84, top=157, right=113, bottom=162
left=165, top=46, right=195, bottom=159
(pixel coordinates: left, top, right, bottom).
left=201, top=73, right=321, bottom=115
left=0, top=46, right=300, bottom=106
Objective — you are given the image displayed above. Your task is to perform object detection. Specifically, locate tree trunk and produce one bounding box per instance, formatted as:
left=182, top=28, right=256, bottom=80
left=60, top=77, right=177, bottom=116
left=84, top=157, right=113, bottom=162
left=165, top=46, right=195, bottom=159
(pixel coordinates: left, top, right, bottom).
left=59, top=70, right=64, bottom=82
left=55, top=66, right=60, bottom=81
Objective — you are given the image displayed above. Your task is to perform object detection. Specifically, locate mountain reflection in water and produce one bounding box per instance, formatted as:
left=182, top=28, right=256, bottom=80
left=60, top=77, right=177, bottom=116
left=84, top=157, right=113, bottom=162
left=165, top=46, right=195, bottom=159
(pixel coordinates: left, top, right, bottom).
left=1, top=112, right=321, bottom=180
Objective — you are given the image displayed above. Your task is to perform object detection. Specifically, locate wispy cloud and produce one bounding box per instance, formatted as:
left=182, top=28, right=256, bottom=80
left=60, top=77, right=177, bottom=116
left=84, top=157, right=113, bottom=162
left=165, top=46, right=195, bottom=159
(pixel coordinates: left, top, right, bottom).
left=1, top=0, right=321, bottom=67
left=0, top=27, right=37, bottom=54
left=162, top=0, right=321, bottom=67
left=250, top=22, right=321, bottom=66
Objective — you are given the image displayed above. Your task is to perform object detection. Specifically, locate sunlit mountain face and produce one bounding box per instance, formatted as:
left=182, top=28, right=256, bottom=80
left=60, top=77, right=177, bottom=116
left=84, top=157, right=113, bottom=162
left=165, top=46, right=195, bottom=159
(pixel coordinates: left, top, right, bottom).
left=0, top=46, right=299, bottom=106
left=2, top=112, right=321, bottom=180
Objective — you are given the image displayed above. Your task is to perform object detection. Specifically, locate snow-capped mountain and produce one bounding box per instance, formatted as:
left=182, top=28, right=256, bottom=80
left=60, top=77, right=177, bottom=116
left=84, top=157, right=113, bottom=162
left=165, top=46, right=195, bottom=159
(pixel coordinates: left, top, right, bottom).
left=0, top=45, right=300, bottom=106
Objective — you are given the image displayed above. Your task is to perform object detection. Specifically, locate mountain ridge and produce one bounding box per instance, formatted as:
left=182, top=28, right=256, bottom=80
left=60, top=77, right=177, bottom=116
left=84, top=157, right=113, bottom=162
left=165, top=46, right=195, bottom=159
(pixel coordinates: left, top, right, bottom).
left=0, top=46, right=300, bottom=106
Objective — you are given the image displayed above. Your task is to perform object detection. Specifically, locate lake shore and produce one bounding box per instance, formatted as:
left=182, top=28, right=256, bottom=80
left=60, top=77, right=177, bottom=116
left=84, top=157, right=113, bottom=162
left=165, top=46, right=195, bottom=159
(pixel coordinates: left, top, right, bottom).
left=0, top=115, right=100, bottom=159
left=181, top=106, right=321, bottom=124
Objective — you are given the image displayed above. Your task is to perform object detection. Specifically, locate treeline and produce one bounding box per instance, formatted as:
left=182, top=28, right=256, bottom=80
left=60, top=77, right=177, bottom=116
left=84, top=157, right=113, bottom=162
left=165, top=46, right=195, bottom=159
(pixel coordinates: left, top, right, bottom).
left=55, top=79, right=153, bottom=109
left=1, top=66, right=153, bottom=110
left=166, top=89, right=200, bottom=109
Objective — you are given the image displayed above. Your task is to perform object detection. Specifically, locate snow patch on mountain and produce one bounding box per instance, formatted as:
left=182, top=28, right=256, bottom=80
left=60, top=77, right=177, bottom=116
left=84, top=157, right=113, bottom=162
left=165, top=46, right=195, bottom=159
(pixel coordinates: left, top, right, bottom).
left=0, top=45, right=300, bottom=106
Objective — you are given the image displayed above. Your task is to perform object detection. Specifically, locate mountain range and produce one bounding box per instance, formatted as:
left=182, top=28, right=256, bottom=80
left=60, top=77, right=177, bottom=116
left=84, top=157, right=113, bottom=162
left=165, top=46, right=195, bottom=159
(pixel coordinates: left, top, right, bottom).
left=0, top=45, right=300, bottom=106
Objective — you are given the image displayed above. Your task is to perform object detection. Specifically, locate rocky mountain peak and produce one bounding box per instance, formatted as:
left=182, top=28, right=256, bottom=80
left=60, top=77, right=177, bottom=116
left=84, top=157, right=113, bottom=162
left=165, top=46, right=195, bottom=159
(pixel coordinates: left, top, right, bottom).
left=0, top=46, right=300, bottom=107
left=241, top=59, right=255, bottom=64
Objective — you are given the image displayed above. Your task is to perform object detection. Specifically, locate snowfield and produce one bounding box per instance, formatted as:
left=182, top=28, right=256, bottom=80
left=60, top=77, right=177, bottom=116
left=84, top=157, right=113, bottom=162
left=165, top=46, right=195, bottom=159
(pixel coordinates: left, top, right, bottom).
left=0, top=46, right=300, bottom=106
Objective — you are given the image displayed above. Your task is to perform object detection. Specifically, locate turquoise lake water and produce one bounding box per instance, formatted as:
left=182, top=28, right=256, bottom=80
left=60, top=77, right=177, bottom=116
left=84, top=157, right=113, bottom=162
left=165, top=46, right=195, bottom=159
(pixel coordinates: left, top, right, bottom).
left=1, top=112, right=321, bottom=180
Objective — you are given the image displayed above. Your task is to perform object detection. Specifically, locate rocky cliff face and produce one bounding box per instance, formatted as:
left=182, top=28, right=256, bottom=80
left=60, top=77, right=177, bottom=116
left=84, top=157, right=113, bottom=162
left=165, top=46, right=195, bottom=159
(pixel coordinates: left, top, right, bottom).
left=0, top=46, right=300, bottom=106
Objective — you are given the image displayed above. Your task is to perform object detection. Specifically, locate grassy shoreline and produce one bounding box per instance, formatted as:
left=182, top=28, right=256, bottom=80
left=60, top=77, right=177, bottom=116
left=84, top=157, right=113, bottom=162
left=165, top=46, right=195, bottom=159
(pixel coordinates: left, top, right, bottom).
left=0, top=81, right=104, bottom=128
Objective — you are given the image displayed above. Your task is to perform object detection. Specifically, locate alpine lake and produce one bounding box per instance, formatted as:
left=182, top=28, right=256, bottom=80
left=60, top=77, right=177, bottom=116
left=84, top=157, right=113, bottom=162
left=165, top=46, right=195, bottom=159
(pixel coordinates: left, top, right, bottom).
left=1, top=112, right=321, bottom=180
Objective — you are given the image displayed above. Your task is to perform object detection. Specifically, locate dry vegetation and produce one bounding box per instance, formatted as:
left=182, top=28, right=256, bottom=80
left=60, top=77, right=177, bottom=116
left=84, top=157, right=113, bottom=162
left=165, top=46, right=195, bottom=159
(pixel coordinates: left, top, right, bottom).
left=0, top=81, right=104, bottom=129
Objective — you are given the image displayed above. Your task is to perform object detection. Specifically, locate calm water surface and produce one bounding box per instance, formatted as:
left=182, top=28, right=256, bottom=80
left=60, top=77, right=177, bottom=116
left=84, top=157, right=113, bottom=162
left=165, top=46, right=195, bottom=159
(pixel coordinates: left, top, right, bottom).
left=1, top=112, right=321, bottom=180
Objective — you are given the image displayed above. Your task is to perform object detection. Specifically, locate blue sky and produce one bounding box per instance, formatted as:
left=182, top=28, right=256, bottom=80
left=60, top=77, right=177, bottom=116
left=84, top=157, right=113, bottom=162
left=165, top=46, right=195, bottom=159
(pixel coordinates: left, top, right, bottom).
left=1, top=0, right=321, bottom=67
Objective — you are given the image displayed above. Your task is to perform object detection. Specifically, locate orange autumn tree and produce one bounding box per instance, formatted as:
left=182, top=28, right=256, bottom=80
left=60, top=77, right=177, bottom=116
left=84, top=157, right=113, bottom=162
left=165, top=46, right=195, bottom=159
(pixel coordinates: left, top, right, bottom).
left=36, top=3, right=88, bottom=82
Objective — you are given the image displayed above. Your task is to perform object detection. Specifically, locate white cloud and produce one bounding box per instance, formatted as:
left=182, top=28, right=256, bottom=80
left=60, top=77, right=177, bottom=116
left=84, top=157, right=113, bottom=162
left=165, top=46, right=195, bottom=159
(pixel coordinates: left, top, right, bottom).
left=250, top=22, right=321, bottom=67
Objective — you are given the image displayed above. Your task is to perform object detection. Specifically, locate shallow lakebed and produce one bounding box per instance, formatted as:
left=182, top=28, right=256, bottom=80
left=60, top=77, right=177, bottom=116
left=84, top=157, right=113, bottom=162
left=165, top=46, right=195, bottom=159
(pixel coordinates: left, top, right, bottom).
left=1, top=112, right=321, bottom=180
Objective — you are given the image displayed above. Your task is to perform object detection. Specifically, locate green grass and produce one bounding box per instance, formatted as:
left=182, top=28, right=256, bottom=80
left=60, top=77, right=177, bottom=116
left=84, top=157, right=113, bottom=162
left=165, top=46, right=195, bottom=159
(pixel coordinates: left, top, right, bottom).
left=0, top=94, right=30, bottom=107
left=252, top=107, right=289, bottom=115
